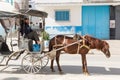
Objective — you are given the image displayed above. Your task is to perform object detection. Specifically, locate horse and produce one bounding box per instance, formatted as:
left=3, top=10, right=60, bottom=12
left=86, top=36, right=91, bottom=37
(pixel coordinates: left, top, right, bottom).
left=48, top=34, right=111, bottom=75
left=74, top=34, right=111, bottom=58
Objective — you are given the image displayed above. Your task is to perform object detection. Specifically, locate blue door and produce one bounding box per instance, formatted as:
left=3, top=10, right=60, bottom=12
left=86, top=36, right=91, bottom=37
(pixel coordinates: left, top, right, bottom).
left=82, top=6, right=110, bottom=39
left=82, top=6, right=96, bottom=37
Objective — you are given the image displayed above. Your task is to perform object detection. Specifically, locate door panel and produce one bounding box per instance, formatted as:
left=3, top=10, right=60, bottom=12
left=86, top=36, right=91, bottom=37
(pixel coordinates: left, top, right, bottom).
left=82, top=6, right=96, bottom=37
left=82, top=6, right=110, bottom=39
left=82, top=6, right=89, bottom=35
left=96, top=6, right=110, bottom=39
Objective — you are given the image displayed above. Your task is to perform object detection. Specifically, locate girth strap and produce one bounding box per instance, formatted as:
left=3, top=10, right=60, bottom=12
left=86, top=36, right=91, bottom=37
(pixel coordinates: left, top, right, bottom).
left=77, top=36, right=90, bottom=54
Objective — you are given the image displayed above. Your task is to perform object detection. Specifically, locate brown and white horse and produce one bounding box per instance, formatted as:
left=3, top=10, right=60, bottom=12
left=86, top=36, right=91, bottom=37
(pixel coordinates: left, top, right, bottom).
left=48, top=34, right=111, bottom=75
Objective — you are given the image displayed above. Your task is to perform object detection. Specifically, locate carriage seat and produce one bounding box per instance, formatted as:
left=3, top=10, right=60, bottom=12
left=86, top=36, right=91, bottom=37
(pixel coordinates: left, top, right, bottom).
left=28, top=39, right=40, bottom=52
left=19, top=36, right=41, bottom=52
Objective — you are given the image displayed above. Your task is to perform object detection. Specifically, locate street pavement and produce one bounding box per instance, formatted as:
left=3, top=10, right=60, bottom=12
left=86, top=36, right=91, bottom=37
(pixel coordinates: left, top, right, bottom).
left=0, top=40, right=120, bottom=80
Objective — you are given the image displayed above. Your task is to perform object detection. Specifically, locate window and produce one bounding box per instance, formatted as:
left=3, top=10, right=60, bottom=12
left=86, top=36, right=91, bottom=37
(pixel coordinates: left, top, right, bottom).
left=55, top=10, right=70, bottom=21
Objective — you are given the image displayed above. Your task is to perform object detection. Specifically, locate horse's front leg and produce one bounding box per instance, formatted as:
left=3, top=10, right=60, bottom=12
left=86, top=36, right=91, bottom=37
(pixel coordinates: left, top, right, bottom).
left=81, top=54, right=89, bottom=75
left=56, top=51, right=62, bottom=73
left=50, top=59, right=55, bottom=72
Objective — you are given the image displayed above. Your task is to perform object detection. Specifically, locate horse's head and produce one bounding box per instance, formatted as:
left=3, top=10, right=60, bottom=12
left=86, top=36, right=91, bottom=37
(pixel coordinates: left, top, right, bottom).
left=83, top=35, right=111, bottom=58
left=101, top=41, right=111, bottom=58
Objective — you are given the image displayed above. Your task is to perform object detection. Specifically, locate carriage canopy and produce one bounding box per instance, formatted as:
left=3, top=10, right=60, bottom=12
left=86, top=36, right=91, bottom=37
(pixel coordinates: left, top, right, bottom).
left=0, top=9, right=48, bottom=18
left=19, top=9, right=48, bottom=18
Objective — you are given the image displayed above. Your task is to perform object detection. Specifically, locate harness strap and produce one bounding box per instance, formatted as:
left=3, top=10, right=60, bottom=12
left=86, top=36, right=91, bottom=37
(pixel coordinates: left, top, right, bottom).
left=82, top=36, right=90, bottom=50
left=79, top=45, right=90, bottom=50
left=53, top=44, right=64, bottom=48
left=55, top=36, right=57, bottom=46
left=62, top=35, right=66, bottom=45
left=54, top=40, right=82, bottom=51
left=76, top=36, right=90, bottom=54
left=54, top=35, right=66, bottom=48
left=53, top=36, right=57, bottom=50
left=77, top=42, right=81, bottom=54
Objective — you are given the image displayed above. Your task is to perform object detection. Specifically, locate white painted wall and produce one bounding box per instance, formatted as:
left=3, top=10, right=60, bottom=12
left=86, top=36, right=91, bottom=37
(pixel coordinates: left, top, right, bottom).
left=0, top=2, right=17, bottom=12
left=34, top=0, right=83, bottom=3
left=35, top=5, right=82, bottom=27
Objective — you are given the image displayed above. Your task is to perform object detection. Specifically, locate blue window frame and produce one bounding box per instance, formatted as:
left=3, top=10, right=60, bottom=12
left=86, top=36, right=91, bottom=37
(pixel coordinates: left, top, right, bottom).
left=55, top=10, right=70, bottom=21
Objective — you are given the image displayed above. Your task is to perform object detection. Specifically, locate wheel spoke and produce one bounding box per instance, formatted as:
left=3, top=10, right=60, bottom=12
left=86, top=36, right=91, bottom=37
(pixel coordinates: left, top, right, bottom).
left=27, top=66, right=32, bottom=73
left=32, top=66, right=39, bottom=73
left=24, top=65, right=29, bottom=70
left=22, top=54, right=43, bottom=74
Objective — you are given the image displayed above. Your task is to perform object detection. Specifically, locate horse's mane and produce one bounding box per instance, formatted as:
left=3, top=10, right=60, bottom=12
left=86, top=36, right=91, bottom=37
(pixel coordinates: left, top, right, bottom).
left=84, top=35, right=102, bottom=41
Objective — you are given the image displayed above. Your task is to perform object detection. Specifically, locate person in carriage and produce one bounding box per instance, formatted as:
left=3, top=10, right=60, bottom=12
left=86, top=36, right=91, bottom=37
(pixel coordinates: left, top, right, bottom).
left=20, top=18, right=41, bottom=51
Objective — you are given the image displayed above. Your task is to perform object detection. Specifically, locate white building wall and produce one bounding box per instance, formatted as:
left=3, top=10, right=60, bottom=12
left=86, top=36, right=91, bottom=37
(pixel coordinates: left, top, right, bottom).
left=14, top=0, right=28, bottom=9
left=34, top=0, right=83, bottom=3
left=30, top=0, right=83, bottom=36
left=36, top=5, right=82, bottom=27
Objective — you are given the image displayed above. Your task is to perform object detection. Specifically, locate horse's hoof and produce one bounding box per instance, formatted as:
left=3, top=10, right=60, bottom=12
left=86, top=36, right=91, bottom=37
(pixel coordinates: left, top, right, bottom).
left=84, top=72, right=90, bottom=76
left=59, top=71, right=64, bottom=74
left=51, top=69, right=55, bottom=72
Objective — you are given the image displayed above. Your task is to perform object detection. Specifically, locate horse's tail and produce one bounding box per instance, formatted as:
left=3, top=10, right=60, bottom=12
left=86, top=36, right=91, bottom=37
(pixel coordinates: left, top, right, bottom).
left=48, top=38, right=57, bottom=60
left=48, top=38, right=53, bottom=52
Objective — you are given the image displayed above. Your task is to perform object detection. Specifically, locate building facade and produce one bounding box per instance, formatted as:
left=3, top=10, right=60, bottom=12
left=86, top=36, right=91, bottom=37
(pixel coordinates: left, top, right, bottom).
left=28, top=0, right=120, bottom=39
left=1, top=0, right=120, bottom=39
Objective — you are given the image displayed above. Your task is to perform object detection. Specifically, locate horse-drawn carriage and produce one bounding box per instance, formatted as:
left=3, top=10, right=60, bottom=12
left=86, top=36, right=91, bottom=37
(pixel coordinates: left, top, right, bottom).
left=0, top=9, right=111, bottom=75
left=0, top=9, right=49, bottom=74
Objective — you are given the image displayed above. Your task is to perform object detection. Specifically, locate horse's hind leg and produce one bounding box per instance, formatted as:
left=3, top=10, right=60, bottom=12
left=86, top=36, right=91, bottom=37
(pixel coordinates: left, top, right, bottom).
left=81, top=54, right=89, bottom=75
left=50, top=59, right=55, bottom=72
left=56, top=52, right=62, bottom=73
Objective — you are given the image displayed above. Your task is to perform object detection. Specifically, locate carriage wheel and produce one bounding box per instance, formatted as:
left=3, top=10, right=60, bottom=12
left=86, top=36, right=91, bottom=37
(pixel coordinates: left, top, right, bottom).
left=21, top=54, right=42, bottom=74
left=40, top=51, right=49, bottom=69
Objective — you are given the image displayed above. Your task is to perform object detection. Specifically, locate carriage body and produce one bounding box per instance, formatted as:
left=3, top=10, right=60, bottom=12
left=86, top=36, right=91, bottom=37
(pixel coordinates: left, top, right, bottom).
left=0, top=9, right=49, bottom=74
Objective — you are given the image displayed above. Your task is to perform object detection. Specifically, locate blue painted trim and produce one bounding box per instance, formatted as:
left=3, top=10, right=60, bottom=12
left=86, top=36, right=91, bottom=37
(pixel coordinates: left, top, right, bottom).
left=45, top=26, right=82, bottom=37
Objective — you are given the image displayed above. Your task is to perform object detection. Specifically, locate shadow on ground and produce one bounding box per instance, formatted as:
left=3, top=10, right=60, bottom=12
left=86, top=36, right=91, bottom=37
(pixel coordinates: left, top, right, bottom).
left=2, top=77, right=20, bottom=80
left=0, top=65, right=120, bottom=75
